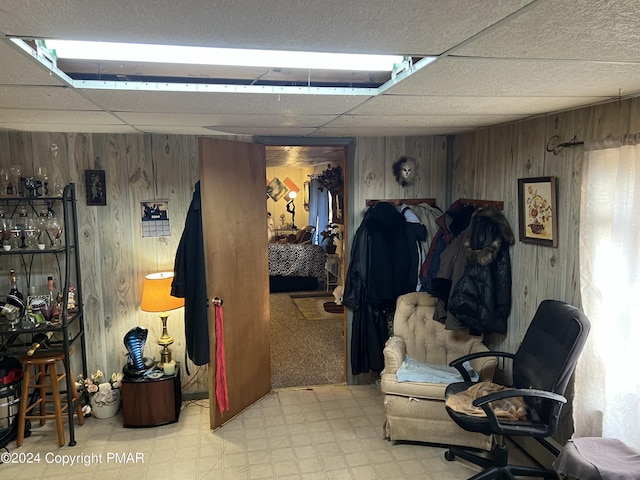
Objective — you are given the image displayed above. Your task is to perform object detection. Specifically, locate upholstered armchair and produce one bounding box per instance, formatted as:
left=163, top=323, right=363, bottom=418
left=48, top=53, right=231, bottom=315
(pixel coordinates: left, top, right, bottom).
left=381, top=292, right=497, bottom=450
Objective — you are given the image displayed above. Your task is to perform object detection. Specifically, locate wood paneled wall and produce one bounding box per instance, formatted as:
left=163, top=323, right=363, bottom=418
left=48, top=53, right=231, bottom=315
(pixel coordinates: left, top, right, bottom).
left=1, top=96, right=636, bottom=402
left=350, top=135, right=449, bottom=221
left=0, top=132, right=244, bottom=395
left=347, top=97, right=639, bottom=443
left=450, top=97, right=639, bottom=354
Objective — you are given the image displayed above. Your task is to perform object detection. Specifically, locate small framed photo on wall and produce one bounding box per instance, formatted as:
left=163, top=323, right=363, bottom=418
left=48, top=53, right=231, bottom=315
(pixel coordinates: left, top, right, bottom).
left=518, top=176, right=558, bottom=247
left=85, top=170, right=106, bottom=206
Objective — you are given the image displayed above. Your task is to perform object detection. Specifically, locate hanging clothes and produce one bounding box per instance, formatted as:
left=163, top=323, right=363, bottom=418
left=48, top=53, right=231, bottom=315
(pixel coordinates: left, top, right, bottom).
left=398, top=204, right=428, bottom=291
left=432, top=207, right=515, bottom=335
left=420, top=200, right=476, bottom=294
left=171, top=181, right=210, bottom=365
left=343, top=202, right=421, bottom=375
left=406, top=202, right=442, bottom=261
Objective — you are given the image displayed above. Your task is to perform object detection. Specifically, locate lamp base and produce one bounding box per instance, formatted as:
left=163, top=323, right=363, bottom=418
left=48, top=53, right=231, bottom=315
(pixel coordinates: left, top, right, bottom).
left=158, top=345, right=172, bottom=368
left=157, top=314, right=174, bottom=368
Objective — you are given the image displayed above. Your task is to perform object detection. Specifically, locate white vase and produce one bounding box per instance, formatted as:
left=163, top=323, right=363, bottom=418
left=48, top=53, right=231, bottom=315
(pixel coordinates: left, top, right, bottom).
left=89, top=391, right=121, bottom=419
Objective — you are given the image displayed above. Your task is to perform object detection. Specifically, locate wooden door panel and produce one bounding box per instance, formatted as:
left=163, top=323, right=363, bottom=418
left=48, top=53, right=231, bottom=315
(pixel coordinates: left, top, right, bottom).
left=199, top=137, right=270, bottom=428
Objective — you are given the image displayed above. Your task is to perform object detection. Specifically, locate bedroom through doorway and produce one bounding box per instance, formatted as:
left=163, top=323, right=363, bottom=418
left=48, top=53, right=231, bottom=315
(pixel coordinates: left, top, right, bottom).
left=265, top=143, right=347, bottom=389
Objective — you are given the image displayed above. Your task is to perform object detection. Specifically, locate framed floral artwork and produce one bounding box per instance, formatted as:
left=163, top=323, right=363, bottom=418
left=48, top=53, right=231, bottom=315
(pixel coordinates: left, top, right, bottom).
left=518, top=176, right=558, bottom=247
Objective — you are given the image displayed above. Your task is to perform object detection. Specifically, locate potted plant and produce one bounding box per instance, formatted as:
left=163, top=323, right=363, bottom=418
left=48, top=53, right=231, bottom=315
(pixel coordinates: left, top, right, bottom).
left=77, top=369, right=123, bottom=418
left=320, top=224, right=340, bottom=254
left=316, top=164, right=344, bottom=194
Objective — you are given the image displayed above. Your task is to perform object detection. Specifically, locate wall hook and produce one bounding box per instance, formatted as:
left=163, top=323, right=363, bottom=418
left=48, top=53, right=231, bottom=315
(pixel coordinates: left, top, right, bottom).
left=546, top=135, right=584, bottom=156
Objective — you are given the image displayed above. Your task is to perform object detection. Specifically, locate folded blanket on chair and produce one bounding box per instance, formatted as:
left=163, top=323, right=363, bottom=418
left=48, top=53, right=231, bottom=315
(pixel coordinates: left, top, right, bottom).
left=445, top=381, right=528, bottom=421
left=396, top=355, right=479, bottom=383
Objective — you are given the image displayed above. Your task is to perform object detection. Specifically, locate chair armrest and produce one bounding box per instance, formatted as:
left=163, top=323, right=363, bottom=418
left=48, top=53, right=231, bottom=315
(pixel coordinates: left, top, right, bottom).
left=449, top=351, right=513, bottom=381
left=473, top=388, right=567, bottom=437
left=382, top=336, right=406, bottom=374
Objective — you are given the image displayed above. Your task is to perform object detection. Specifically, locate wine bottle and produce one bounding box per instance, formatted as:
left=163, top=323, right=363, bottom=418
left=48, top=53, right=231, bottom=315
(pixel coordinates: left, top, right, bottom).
left=47, top=276, right=55, bottom=304
left=7, top=268, right=24, bottom=314
left=26, top=331, right=53, bottom=356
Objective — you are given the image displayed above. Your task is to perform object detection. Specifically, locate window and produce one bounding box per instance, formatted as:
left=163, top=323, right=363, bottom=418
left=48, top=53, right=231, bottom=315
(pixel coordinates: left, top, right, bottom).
left=576, top=138, right=640, bottom=450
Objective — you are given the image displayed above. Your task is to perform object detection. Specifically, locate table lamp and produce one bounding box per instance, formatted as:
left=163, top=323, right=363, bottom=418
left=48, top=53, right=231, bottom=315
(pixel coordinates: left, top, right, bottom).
left=286, top=191, right=297, bottom=229
left=140, top=271, right=184, bottom=367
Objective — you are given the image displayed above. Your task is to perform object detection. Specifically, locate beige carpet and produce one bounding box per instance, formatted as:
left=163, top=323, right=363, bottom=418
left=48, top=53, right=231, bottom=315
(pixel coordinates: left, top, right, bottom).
left=291, top=295, right=336, bottom=320
left=270, top=291, right=344, bottom=389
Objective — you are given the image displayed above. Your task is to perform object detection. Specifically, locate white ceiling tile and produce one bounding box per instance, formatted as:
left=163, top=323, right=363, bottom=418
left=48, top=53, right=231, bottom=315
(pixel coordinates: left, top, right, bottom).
left=82, top=90, right=370, bottom=116
left=0, top=0, right=532, bottom=55
left=312, top=126, right=470, bottom=137
left=0, top=109, right=125, bottom=125
left=0, top=86, right=102, bottom=110
left=389, top=57, right=640, bottom=98
left=0, top=123, right=137, bottom=133
left=117, top=112, right=336, bottom=128
left=0, top=39, right=69, bottom=86
left=208, top=126, right=318, bottom=136
left=0, top=0, right=639, bottom=136
left=352, top=95, right=603, bottom=116
left=326, top=113, right=527, bottom=129
left=454, top=0, right=640, bottom=62
left=135, top=126, right=230, bottom=135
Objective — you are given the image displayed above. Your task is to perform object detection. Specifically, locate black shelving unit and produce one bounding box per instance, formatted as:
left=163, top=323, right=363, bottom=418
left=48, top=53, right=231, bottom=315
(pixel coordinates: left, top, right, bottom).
left=0, top=183, right=86, bottom=446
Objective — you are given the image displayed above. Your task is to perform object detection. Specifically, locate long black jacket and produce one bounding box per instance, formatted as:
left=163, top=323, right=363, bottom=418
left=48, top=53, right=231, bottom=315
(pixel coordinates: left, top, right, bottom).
left=343, top=202, right=423, bottom=374
left=172, top=182, right=210, bottom=365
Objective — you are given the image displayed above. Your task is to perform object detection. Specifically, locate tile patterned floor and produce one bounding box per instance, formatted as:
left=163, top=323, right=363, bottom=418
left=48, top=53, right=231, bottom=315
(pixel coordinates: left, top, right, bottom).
left=1, top=384, right=543, bottom=479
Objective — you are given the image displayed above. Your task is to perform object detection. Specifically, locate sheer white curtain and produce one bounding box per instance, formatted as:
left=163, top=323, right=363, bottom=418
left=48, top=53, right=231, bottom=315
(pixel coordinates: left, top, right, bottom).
left=307, top=178, right=329, bottom=245
left=576, top=136, right=640, bottom=449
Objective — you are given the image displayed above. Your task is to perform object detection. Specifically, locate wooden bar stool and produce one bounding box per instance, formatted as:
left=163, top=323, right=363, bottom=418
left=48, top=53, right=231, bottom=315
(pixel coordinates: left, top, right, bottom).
left=16, top=351, right=85, bottom=447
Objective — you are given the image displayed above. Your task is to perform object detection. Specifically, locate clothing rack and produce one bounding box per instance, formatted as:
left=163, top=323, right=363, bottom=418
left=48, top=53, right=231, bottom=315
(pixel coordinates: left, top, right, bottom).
left=365, top=198, right=437, bottom=207
left=457, top=198, right=504, bottom=210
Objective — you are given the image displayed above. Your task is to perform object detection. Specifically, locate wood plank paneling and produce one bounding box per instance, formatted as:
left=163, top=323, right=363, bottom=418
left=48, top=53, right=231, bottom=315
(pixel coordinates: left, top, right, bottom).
left=1, top=95, right=637, bottom=401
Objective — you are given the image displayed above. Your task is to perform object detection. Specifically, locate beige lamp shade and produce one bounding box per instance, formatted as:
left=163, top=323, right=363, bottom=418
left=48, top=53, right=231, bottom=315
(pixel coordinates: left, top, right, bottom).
left=140, top=272, right=184, bottom=313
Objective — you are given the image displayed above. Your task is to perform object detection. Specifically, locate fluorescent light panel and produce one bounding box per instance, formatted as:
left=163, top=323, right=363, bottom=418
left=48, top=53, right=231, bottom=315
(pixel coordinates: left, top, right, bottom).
left=44, top=39, right=405, bottom=72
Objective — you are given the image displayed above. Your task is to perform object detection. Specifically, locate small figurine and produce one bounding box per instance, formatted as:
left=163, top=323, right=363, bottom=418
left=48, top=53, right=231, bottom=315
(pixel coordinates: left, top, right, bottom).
left=122, top=326, right=154, bottom=377
left=333, top=285, right=344, bottom=305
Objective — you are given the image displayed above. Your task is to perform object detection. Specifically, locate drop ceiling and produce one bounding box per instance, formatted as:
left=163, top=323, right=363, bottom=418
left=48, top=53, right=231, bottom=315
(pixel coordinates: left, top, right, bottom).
left=1, top=0, right=639, bottom=141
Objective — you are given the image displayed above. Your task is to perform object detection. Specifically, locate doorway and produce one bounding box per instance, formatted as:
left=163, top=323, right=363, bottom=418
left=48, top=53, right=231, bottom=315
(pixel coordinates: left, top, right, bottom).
left=264, top=141, right=349, bottom=389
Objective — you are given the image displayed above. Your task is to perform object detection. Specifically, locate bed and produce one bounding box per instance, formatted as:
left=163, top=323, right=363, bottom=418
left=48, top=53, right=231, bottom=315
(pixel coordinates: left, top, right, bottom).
left=268, top=243, right=325, bottom=292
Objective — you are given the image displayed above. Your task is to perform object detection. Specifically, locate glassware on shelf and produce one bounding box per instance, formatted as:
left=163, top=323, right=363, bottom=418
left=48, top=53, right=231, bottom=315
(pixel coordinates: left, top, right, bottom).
left=34, top=166, right=49, bottom=196
left=16, top=205, right=28, bottom=219
left=0, top=218, right=10, bottom=248
left=46, top=217, right=63, bottom=247
left=0, top=169, right=10, bottom=197
left=9, top=165, right=22, bottom=197
left=1, top=302, right=21, bottom=330
left=35, top=207, right=49, bottom=245
left=9, top=224, right=22, bottom=249
left=23, top=218, right=38, bottom=249
left=48, top=145, right=64, bottom=197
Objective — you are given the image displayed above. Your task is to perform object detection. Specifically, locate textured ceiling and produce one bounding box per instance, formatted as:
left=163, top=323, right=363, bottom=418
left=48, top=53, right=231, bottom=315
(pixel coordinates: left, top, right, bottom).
left=0, top=0, right=638, bottom=147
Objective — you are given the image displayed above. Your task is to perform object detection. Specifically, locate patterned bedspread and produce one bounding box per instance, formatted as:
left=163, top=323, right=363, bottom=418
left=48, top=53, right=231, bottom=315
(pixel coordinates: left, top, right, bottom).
left=268, top=243, right=325, bottom=280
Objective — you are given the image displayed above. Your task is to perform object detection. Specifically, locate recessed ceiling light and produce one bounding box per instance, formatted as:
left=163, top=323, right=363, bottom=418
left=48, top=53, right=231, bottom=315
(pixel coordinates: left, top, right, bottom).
left=43, top=39, right=406, bottom=72
left=9, top=37, right=436, bottom=94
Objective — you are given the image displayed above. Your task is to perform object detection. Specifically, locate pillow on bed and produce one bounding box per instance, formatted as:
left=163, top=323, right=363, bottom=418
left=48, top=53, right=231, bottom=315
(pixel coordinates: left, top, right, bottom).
left=293, top=229, right=312, bottom=243
left=290, top=225, right=314, bottom=244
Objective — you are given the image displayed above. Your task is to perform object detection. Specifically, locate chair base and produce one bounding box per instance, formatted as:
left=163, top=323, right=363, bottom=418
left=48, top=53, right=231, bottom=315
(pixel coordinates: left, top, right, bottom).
left=445, top=444, right=558, bottom=480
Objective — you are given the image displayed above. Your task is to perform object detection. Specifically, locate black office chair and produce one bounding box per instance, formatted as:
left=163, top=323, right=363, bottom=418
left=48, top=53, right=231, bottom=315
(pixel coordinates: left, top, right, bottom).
left=443, top=300, right=590, bottom=480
